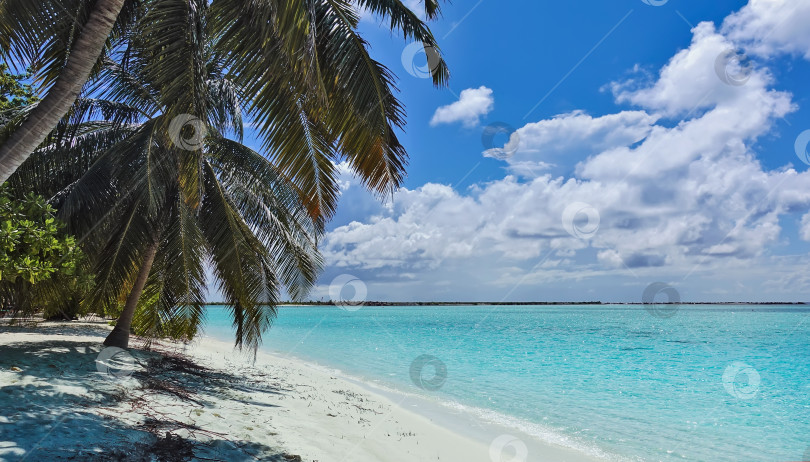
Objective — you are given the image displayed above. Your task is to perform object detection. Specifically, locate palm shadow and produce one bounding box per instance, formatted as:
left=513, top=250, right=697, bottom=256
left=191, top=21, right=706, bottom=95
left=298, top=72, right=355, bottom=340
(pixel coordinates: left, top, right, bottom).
left=0, top=327, right=300, bottom=461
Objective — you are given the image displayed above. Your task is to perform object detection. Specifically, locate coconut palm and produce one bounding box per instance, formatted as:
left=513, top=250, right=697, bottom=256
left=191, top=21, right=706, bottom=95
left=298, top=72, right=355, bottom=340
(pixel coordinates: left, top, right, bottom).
left=0, top=0, right=449, bottom=184
left=7, top=35, right=323, bottom=350
left=2, top=0, right=450, bottom=348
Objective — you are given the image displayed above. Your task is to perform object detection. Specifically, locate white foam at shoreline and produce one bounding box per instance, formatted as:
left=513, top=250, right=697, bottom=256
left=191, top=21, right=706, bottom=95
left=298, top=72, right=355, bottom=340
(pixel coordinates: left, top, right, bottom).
left=255, top=342, right=630, bottom=462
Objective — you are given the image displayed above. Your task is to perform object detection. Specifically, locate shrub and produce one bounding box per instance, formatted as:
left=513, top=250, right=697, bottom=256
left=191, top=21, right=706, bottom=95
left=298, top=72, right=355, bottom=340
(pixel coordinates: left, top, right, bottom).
left=0, top=189, right=91, bottom=318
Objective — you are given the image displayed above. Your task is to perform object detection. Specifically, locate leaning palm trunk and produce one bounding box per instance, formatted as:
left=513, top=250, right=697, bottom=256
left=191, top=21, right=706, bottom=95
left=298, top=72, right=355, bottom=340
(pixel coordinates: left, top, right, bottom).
left=103, top=238, right=159, bottom=348
left=0, top=0, right=126, bottom=184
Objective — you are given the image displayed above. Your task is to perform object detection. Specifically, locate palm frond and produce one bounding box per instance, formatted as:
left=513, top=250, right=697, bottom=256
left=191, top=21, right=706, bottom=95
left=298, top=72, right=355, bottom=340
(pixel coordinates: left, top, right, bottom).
left=314, top=1, right=410, bottom=194
left=7, top=122, right=136, bottom=200
left=343, top=0, right=448, bottom=83
left=207, top=137, right=322, bottom=299
left=200, top=160, right=280, bottom=349
left=134, top=0, right=209, bottom=118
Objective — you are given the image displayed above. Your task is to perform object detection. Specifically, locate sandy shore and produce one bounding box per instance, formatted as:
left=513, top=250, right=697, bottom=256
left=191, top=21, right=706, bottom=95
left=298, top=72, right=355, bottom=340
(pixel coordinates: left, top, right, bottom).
left=0, top=320, right=600, bottom=461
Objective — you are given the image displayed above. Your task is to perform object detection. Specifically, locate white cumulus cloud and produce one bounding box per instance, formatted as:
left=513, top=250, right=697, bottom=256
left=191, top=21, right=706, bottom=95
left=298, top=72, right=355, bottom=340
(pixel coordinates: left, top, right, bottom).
left=611, top=22, right=777, bottom=117
left=430, top=86, right=494, bottom=128
left=496, top=110, right=659, bottom=177
left=722, top=0, right=810, bottom=60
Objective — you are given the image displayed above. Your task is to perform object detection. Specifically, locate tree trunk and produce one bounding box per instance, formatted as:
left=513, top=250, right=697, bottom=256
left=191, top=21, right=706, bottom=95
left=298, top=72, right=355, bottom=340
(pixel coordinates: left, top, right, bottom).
left=0, top=0, right=126, bottom=184
left=103, top=239, right=159, bottom=348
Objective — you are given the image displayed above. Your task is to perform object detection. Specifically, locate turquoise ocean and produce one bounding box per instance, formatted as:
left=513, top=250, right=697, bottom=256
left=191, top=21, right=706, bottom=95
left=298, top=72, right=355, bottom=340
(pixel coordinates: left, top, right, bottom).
left=204, top=304, right=810, bottom=461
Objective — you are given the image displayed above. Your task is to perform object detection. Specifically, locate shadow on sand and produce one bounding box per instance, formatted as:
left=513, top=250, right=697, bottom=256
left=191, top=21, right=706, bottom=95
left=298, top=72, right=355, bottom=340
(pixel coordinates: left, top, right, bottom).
left=0, top=324, right=298, bottom=461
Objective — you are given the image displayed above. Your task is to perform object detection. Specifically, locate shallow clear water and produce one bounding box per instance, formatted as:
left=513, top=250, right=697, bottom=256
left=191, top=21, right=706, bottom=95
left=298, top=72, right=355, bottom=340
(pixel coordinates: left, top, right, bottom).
left=205, top=304, right=810, bottom=461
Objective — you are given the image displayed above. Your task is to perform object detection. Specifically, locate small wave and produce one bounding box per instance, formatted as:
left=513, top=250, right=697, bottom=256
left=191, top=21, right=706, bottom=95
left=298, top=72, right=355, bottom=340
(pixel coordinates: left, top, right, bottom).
left=309, top=363, right=636, bottom=462
left=439, top=400, right=637, bottom=462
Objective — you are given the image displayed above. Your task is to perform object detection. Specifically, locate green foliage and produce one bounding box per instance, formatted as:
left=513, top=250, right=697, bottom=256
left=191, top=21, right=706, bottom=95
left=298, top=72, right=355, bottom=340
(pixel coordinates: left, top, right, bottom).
left=0, top=189, right=90, bottom=316
left=0, top=62, right=37, bottom=111
left=0, top=190, right=79, bottom=283
left=0, top=62, right=38, bottom=143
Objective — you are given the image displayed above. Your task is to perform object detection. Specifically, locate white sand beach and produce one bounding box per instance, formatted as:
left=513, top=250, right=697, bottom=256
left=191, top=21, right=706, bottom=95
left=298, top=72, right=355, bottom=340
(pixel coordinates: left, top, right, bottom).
left=0, top=320, right=600, bottom=462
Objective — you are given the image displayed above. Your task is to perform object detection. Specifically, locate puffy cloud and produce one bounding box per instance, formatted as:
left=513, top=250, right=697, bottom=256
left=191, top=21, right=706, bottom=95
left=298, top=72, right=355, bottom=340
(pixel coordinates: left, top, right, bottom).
left=611, top=22, right=778, bottom=117
left=722, top=0, right=810, bottom=59
left=493, top=110, right=659, bottom=177
left=517, top=111, right=658, bottom=156
left=320, top=1, right=810, bottom=301
left=430, top=86, right=494, bottom=127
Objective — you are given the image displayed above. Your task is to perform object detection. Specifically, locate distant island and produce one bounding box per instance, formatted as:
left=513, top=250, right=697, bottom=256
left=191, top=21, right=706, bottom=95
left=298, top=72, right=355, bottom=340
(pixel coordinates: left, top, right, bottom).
left=204, top=301, right=807, bottom=306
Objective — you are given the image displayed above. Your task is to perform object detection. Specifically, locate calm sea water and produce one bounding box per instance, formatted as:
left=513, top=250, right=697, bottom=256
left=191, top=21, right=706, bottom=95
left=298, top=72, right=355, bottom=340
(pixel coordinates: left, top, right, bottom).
left=205, top=304, right=810, bottom=461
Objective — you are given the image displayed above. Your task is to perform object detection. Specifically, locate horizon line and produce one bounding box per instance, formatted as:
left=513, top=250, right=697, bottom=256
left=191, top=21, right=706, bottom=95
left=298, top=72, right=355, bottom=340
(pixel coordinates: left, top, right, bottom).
left=203, top=301, right=808, bottom=306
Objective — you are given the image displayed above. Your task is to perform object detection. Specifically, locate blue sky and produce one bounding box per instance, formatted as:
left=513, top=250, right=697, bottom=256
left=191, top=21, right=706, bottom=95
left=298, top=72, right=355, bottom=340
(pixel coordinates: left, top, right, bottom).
left=268, top=0, right=810, bottom=303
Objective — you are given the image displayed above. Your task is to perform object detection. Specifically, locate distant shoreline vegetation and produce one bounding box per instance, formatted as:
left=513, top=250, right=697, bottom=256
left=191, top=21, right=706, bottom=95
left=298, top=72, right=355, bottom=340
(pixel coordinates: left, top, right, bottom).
left=203, top=301, right=807, bottom=306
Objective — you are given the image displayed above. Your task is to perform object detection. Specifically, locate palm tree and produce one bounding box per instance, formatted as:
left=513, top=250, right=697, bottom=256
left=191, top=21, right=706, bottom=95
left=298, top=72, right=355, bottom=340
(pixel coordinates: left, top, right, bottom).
left=0, top=0, right=449, bottom=184
left=8, top=49, right=324, bottom=350
left=3, top=0, right=450, bottom=349
left=8, top=50, right=324, bottom=350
